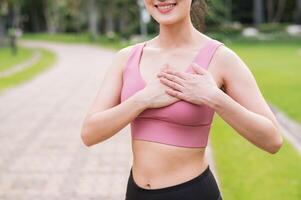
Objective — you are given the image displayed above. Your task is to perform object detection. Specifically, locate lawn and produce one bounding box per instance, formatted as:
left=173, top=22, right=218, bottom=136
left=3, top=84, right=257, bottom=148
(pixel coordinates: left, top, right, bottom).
left=230, top=42, right=301, bottom=123
left=0, top=47, right=34, bottom=72
left=211, top=41, right=301, bottom=200
left=0, top=48, right=56, bottom=94
left=22, top=33, right=131, bottom=50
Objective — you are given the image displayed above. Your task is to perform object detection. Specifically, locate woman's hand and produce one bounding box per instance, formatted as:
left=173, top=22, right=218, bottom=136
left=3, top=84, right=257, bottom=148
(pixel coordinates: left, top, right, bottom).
left=134, top=64, right=180, bottom=109
left=157, top=62, right=220, bottom=106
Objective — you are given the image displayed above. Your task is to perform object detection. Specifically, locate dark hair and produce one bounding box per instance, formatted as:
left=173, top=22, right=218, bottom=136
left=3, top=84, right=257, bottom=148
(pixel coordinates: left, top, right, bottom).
left=190, top=0, right=208, bottom=32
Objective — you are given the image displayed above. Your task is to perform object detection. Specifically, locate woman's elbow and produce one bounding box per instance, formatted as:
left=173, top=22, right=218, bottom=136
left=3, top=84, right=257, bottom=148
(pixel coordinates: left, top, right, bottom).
left=267, top=129, right=284, bottom=154
left=80, top=118, right=98, bottom=147
left=80, top=117, right=109, bottom=147
left=81, top=125, right=93, bottom=147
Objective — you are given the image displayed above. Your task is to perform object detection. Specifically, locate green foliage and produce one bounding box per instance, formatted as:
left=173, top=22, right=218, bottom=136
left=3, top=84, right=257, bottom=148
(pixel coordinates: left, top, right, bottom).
left=206, top=0, right=232, bottom=25
left=257, top=22, right=290, bottom=33
left=2, top=0, right=300, bottom=37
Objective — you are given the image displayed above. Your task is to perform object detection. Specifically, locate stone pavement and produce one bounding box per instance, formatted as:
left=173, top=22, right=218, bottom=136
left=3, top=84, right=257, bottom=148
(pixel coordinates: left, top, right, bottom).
left=0, top=41, right=218, bottom=200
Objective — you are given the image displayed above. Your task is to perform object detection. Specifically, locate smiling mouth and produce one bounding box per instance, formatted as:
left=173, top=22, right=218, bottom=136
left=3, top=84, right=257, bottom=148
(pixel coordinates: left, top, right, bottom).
left=154, top=3, right=177, bottom=13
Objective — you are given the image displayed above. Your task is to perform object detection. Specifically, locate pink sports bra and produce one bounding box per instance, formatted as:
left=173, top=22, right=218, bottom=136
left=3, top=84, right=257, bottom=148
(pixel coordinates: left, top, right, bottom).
left=120, top=39, right=224, bottom=148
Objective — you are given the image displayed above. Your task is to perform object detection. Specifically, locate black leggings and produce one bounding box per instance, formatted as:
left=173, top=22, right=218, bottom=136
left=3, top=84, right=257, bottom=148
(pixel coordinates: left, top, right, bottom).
left=125, top=165, right=223, bottom=200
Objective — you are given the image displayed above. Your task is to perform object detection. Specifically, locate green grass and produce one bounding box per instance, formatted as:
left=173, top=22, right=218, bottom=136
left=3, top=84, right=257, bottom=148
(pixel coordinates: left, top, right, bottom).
left=228, top=42, right=301, bottom=123
left=211, top=116, right=301, bottom=200
left=211, top=41, right=301, bottom=200
left=0, top=47, right=34, bottom=72
left=22, top=33, right=132, bottom=50
left=0, top=48, right=56, bottom=94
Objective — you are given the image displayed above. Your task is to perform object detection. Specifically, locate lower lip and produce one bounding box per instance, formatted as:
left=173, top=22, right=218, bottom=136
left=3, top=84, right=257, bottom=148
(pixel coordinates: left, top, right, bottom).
left=155, top=4, right=176, bottom=14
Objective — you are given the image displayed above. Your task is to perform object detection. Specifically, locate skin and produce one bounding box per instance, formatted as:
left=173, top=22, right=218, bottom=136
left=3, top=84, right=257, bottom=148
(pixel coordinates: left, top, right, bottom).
left=81, top=0, right=284, bottom=190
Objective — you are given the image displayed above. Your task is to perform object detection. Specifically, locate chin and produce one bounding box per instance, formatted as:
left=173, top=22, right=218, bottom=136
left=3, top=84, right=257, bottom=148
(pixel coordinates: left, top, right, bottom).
left=155, top=17, right=181, bottom=26
left=144, top=0, right=188, bottom=26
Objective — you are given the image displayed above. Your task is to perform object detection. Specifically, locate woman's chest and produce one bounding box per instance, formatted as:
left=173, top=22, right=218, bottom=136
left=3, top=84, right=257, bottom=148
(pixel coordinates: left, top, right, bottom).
left=121, top=41, right=224, bottom=126
left=138, top=50, right=223, bottom=89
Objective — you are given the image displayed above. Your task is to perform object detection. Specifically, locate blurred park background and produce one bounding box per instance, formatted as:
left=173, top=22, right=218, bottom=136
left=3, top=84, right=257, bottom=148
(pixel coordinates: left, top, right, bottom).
left=0, top=0, right=301, bottom=200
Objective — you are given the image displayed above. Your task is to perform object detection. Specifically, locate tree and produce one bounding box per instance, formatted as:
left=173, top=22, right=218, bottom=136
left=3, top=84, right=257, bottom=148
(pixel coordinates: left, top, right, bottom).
left=137, top=0, right=149, bottom=36
left=0, top=0, right=8, bottom=46
left=267, top=0, right=287, bottom=23
left=253, top=0, right=264, bottom=25
left=295, top=0, right=301, bottom=24
left=43, top=0, right=61, bottom=33
left=88, top=0, right=98, bottom=40
left=206, top=0, right=232, bottom=25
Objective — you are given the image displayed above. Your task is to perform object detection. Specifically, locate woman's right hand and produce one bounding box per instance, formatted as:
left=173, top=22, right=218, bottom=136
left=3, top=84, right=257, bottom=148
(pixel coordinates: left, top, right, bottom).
left=133, top=64, right=180, bottom=109
left=135, top=80, right=180, bottom=109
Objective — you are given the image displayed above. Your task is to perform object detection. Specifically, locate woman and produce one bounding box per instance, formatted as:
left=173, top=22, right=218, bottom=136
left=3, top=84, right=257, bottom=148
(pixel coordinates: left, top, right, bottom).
left=80, top=0, right=283, bottom=199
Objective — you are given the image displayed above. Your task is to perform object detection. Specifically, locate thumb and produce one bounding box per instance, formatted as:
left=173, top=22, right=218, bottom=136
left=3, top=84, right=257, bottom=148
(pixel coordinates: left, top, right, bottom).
left=191, top=63, right=207, bottom=75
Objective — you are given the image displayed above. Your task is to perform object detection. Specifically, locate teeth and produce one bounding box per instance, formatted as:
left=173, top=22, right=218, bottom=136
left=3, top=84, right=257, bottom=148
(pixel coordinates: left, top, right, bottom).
left=157, top=4, right=176, bottom=10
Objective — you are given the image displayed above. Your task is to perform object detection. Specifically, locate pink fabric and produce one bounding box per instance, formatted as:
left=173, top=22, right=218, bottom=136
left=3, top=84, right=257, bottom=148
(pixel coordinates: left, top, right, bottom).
left=120, top=39, right=224, bottom=148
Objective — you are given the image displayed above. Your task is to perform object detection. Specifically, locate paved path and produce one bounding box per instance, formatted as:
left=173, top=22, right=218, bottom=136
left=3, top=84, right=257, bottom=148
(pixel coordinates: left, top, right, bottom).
left=0, top=40, right=218, bottom=200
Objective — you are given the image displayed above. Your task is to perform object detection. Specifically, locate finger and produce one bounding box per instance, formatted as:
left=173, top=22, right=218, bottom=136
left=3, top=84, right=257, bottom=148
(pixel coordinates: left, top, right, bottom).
left=191, top=63, right=207, bottom=75
left=159, top=77, right=184, bottom=91
left=162, top=69, right=189, bottom=80
left=165, top=88, right=187, bottom=101
left=159, top=72, right=185, bottom=85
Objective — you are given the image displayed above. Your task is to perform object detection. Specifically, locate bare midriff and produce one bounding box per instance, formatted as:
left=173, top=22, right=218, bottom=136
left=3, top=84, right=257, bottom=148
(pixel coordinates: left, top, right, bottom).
left=131, top=139, right=209, bottom=190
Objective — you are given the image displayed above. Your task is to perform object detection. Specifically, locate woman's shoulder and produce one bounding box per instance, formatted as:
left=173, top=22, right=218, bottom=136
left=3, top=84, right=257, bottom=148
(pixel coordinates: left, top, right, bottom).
left=112, top=41, right=145, bottom=73
left=209, top=39, right=252, bottom=83
left=209, top=38, right=239, bottom=67
left=115, top=41, right=145, bottom=61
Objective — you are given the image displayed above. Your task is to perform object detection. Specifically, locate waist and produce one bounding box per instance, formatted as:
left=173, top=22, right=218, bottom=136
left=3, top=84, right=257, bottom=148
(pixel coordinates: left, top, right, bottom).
left=131, top=141, right=208, bottom=189
left=131, top=117, right=212, bottom=148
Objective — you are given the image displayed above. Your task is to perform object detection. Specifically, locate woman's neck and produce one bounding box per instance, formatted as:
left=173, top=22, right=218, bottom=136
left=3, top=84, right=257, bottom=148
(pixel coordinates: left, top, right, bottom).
left=156, top=16, right=201, bottom=49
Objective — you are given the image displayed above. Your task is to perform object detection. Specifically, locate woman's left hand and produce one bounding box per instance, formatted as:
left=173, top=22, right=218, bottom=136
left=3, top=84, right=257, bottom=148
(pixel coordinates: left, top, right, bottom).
left=157, top=62, right=220, bottom=106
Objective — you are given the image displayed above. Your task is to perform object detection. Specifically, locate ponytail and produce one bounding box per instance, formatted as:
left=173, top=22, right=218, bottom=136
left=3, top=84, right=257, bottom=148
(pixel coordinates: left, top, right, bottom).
left=190, top=0, right=208, bottom=32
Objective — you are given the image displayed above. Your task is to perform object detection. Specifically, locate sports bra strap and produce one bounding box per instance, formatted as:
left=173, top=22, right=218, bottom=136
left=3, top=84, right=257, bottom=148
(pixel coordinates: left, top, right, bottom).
left=123, top=44, right=142, bottom=74
left=194, top=40, right=224, bottom=70
left=123, top=40, right=224, bottom=74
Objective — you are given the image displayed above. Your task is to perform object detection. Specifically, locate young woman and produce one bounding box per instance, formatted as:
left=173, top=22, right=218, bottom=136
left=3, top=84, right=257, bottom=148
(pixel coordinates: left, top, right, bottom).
left=80, top=0, right=283, bottom=199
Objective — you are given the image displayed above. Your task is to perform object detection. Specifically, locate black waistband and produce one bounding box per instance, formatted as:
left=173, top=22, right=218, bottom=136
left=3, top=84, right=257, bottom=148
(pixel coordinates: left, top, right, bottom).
left=128, top=165, right=211, bottom=194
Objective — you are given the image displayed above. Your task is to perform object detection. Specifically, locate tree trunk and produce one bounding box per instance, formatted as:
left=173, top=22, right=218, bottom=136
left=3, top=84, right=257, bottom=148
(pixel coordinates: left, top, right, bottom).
left=253, top=0, right=264, bottom=25
left=225, top=0, right=232, bottom=22
left=119, top=6, right=128, bottom=32
left=0, top=17, right=5, bottom=46
left=267, top=0, right=274, bottom=22
left=30, top=2, right=41, bottom=32
left=11, top=3, right=21, bottom=28
left=294, top=0, right=301, bottom=24
left=273, top=0, right=286, bottom=23
left=138, top=6, right=148, bottom=36
left=44, top=0, right=58, bottom=33
left=88, top=0, right=98, bottom=40
left=105, top=2, right=114, bottom=34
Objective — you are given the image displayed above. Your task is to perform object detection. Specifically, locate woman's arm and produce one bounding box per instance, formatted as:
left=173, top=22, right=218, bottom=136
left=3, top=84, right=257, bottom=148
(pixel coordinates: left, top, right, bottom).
left=206, top=46, right=283, bottom=154
left=80, top=46, right=147, bottom=147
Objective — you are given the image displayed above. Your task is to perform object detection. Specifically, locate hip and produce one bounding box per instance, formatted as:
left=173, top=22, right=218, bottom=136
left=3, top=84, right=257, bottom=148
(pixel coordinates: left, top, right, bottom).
left=125, top=164, right=222, bottom=200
